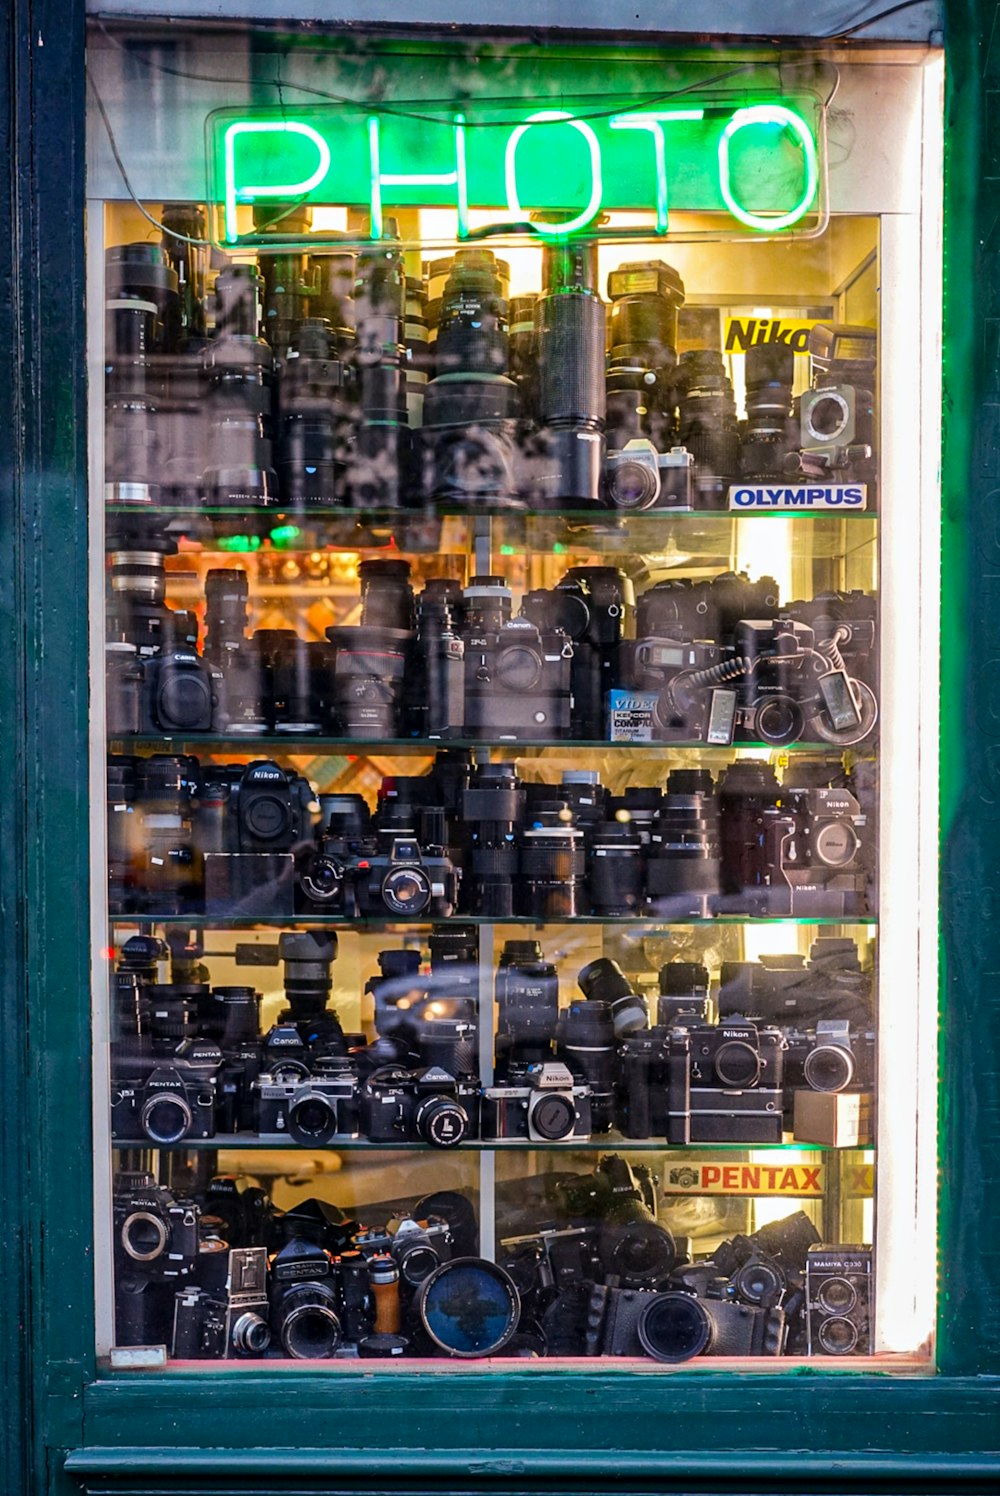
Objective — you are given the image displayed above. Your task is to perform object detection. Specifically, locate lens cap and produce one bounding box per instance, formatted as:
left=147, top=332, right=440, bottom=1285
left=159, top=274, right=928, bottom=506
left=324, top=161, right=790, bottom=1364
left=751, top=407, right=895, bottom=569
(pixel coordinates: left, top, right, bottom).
left=416, top=1258, right=520, bottom=1358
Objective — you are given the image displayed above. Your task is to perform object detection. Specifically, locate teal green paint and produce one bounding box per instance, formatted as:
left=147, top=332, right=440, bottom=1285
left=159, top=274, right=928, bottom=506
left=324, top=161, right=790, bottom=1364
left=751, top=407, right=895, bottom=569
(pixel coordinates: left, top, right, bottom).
left=209, top=93, right=823, bottom=244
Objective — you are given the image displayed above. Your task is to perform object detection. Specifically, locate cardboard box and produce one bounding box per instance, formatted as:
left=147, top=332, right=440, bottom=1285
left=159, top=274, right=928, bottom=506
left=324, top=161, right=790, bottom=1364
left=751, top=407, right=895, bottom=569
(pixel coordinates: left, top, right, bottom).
left=793, top=1089, right=874, bottom=1147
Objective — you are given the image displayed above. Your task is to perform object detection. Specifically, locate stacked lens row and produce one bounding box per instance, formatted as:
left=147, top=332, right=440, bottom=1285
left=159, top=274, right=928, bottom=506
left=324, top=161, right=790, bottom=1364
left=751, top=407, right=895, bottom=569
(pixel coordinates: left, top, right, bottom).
left=112, top=1160, right=871, bottom=1360
left=108, top=547, right=879, bottom=747
left=108, top=749, right=874, bottom=921
left=105, top=207, right=877, bottom=514
left=110, top=927, right=872, bottom=1149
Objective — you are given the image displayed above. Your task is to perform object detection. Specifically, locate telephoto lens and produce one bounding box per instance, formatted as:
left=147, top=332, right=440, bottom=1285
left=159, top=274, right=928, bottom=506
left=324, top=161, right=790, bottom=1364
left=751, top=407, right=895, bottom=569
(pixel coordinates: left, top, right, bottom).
left=253, top=202, right=315, bottom=356
left=740, top=343, right=798, bottom=479
left=588, top=812, right=645, bottom=916
left=352, top=224, right=409, bottom=508
left=508, top=293, right=538, bottom=419
left=407, top=580, right=465, bottom=740
left=578, top=958, right=649, bottom=1037
left=202, top=568, right=269, bottom=734
left=202, top=264, right=278, bottom=508
left=658, top=961, right=711, bottom=1025
left=253, top=628, right=322, bottom=734
left=104, top=243, right=181, bottom=505
left=518, top=801, right=586, bottom=918
left=462, top=762, right=525, bottom=917
left=495, top=939, right=560, bottom=1075
left=676, top=349, right=741, bottom=508
left=160, top=204, right=209, bottom=345
left=421, top=250, right=520, bottom=505
left=528, top=238, right=606, bottom=506
left=556, top=997, right=616, bottom=1134
left=276, top=315, right=357, bottom=507
left=403, top=275, right=430, bottom=429
left=645, top=769, right=721, bottom=918
left=106, top=532, right=176, bottom=655
left=277, top=930, right=346, bottom=1056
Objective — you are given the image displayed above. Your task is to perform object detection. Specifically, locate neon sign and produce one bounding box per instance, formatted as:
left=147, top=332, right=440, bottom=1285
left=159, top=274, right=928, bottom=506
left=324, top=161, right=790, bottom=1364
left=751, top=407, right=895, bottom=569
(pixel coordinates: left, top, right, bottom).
left=208, top=98, right=821, bottom=244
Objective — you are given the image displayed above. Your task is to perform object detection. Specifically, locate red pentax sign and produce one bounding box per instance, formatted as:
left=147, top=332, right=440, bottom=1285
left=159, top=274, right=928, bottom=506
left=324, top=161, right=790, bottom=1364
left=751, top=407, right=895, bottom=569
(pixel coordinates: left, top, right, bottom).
left=664, top=1161, right=825, bottom=1196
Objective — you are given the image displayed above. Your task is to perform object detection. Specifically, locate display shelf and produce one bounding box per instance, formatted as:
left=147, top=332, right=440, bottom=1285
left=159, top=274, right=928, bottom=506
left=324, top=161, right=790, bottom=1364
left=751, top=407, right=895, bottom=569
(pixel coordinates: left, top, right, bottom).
left=108, top=913, right=879, bottom=929
left=111, top=734, right=872, bottom=756
left=109, top=1133, right=844, bottom=1153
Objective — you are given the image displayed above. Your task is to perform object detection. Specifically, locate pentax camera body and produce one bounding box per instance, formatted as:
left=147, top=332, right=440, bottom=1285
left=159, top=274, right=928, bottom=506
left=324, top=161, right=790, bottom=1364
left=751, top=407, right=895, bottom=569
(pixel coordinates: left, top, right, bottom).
left=111, top=1034, right=221, bottom=1145
left=669, top=1015, right=785, bottom=1144
left=483, top=1060, right=593, bottom=1143
left=360, top=1062, right=480, bottom=1147
left=461, top=577, right=574, bottom=741
left=113, top=1172, right=203, bottom=1346
left=353, top=1213, right=455, bottom=1294
left=172, top=1245, right=272, bottom=1359
left=805, top=1244, right=873, bottom=1355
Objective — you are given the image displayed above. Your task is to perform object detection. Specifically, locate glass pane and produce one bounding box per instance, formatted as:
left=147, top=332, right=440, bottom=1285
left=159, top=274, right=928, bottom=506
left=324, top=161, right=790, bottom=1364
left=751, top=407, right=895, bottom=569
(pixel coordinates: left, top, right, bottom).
left=87, top=19, right=941, bottom=1371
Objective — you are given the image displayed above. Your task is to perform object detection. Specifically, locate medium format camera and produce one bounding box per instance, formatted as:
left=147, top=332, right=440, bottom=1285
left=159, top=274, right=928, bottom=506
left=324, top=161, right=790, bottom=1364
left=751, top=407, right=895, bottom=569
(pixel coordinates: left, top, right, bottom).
left=482, top=1061, right=592, bottom=1143
left=805, top=1244, right=872, bottom=1355
left=269, top=1237, right=343, bottom=1358
left=354, top=810, right=459, bottom=919
left=172, top=1246, right=272, bottom=1359
left=360, top=1062, right=480, bottom=1147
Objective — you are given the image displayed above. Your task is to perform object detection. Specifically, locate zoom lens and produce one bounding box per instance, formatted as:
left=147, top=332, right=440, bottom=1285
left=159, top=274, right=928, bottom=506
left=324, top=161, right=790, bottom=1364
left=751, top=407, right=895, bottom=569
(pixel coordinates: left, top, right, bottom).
left=518, top=803, right=585, bottom=918
left=557, top=998, right=615, bottom=1134
left=645, top=769, right=720, bottom=917
left=279, top=930, right=338, bottom=1021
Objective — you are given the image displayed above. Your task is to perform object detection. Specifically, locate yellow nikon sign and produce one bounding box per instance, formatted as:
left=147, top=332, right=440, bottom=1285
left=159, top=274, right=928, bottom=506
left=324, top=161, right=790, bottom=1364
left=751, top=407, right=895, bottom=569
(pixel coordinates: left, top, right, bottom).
left=723, top=316, right=820, bottom=353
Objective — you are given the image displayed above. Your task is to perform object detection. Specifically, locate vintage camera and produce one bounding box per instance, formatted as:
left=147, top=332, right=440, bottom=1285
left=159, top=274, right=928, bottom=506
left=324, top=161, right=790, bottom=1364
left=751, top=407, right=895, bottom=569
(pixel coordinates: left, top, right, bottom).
left=793, top=324, right=876, bottom=482
left=605, top=259, right=685, bottom=457
left=172, top=1247, right=272, bottom=1359
left=636, top=571, right=781, bottom=649
left=296, top=793, right=371, bottom=915
left=605, top=440, right=694, bottom=511
left=360, top=1062, right=480, bottom=1147
left=198, top=759, right=314, bottom=917
left=130, top=753, right=201, bottom=915
left=603, top=1283, right=786, bottom=1360
left=483, top=1061, right=592, bottom=1143
left=805, top=1244, right=872, bottom=1355
left=668, top=1017, right=785, bottom=1144
left=628, top=633, right=738, bottom=745
left=461, top=576, right=574, bottom=741
left=255, top=1055, right=359, bottom=1144
left=783, top=1020, right=875, bottom=1094
left=354, top=1214, right=455, bottom=1294
left=522, top=565, right=634, bottom=739
left=197, top=1175, right=272, bottom=1248
left=112, top=1172, right=202, bottom=1346
left=111, top=1036, right=220, bottom=1144
left=269, top=1237, right=343, bottom=1358
left=777, top=784, right=868, bottom=917
left=354, top=808, right=459, bottom=919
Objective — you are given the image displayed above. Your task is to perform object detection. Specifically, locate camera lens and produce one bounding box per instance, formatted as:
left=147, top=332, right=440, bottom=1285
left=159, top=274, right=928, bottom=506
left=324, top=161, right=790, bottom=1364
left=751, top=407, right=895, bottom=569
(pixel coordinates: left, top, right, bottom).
left=140, top=1091, right=194, bottom=1144
left=415, top=1092, right=472, bottom=1147
left=140, top=983, right=202, bottom=1043
left=326, top=624, right=412, bottom=740
left=603, top=1222, right=677, bottom=1288
left=464, top=763, right=524, bottom=918
left=203, top=266, right=277, bottom=508
left=804, top=1043, right=855, bottom=1092
left=288, top=1091, right=340, bottom=1145
left=214, top=986, right=262, bottom=1047
left=734, top=1258, right=785, bottom=1306
left=557, top=998, right=615, bottom=1133
left=462, top=575, right=513, bottom=632
left=380, top=863, right=431, bottom=916
left=608, top=787, right=662, bottom=845
left=231, top=1313, right=272, bottom=1355
left=657, top=961, right=711, bottom=1025
left=637, top=1292, right=712, bottom=1362
left=677, top=349, right=740, bottom=501
left=533, top=240, right=606, bottom=506
left=577, top=958, right=648, bottom=1037
left=588, top=819, right=645, bottom=916
left=645, top=771, right=720, bottom=917
left=276, top=315, right=356, bottom=508
left=360, top=559, right=416, bottom=632
left=496, top=940, right=559, bottom=1070
left=353, top=233, right=408, bottom=508
left=274, top=1285, right=343, bottom=1358
left=417, top=1259, right=520, bottom=1358
left=817, top=1315, right=859, bottom=1354
left=419, top=1018, right=477, bottom=1077
left=518, top=803, right=585, bottom=918
left=817, top=1276, right=858, bottom=1314
left=741, top=343, right=796, bottom=479
left=279, top=931, right=338, bottom=1019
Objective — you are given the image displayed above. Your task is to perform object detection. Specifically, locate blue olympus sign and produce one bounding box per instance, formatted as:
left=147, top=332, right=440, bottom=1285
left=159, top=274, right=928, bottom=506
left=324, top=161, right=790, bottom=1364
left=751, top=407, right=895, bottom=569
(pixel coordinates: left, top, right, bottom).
left=727, top=485, right=868, bottom=510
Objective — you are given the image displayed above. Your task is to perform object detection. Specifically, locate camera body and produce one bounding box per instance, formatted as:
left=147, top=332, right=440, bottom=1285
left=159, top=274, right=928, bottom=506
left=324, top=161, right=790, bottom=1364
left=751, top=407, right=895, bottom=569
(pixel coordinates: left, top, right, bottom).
left=199, top=760, right=312, bottom=854
left=776, top=785, right=867, bottom=916
left=254, top=1055, right=360, bottom=1143
left=140, top=647, right=223, bottom=733
left=111, top=1037, right=220, bottom=1144
left=668, top=1019, right=785, bottom=1144
left=354, top=829, right=459, bottom=919
left=805, top=1244, right=872, bottom=1355
left=113, top=1173, right=201, bottom=1283
left=482, top=1061, right=593, bottom=1143
left=354, top=1214, right=455, bottom=1291
left=463, top=613, right=573, bottom=741
left=171, top=1246, right=272, bottom=1359
left=605, top=439, right=694, bottom=511
left=360, top=1063, right=480, bottom=1147
left=783, top=1020, right=875, bottom=1094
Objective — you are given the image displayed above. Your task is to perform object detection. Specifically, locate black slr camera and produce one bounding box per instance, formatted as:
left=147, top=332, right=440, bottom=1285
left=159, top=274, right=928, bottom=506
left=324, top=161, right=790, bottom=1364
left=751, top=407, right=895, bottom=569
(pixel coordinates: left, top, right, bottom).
left=198, top=759, right=315, bottom=916
left=360, top=1061, right=480, bottom=1147
left=668, top=1016, right=785, bottom=1144
left=111, top=1034, right=220, bottom=1145
left=783, top=1019, right=875, bottom=1095
left=591, top=1281, right=786, bottom=1360
left=112, top=1172, right=202, bottom=1346
left=461, top=576, right=573, bottom=741
left=522, top=566, right=635, bottom=738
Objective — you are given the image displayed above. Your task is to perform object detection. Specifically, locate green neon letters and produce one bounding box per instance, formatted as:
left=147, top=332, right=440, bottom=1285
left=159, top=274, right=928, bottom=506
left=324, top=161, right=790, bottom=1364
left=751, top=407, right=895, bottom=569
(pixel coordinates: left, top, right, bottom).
left=217, top=100, right=820, bottom=242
